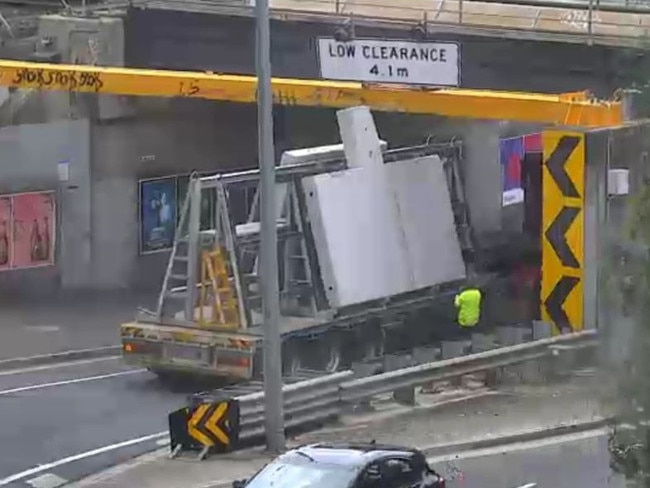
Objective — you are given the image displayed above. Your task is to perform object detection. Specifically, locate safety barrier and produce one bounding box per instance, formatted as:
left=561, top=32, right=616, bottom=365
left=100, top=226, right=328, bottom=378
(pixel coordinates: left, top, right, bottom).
left=168, top=328, right=596, bottom=459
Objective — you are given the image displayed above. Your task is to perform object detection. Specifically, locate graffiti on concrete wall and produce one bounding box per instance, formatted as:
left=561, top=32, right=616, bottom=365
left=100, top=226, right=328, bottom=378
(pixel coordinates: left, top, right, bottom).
left=0, top=191, right=56, bottom=271
left=559, top=9, right=601, bottom=31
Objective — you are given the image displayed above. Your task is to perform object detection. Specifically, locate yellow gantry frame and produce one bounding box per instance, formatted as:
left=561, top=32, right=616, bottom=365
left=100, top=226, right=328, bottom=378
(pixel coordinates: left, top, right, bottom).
left=0, top=59, right=623, bottom=127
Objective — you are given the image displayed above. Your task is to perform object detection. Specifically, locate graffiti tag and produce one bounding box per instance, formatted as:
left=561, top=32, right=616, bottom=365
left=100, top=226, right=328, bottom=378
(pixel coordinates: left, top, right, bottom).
left=178, top=80, right=200, bottom=97
left=11, top=68, right=104, bottom=92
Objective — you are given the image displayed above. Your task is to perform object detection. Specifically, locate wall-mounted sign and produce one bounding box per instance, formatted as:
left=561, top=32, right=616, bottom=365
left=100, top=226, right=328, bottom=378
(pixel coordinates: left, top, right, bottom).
left=317, top=37, right=460, bottom=86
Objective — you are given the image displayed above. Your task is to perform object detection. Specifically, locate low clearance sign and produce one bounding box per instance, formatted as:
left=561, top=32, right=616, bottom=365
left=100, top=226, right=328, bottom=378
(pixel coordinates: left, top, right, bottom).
left=317, top=38, right=460, bottom=87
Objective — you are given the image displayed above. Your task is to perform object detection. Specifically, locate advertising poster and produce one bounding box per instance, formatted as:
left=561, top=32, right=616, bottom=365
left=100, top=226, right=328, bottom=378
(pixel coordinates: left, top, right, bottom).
left=0, top=197, right=11, bottom=270
left=11, top=192, right=56, bottom=269
left=140, top=177, right=177, bottom=253
left=500, top=136, right=525, bottom=207
left=176, top=175, right=215, bottom=231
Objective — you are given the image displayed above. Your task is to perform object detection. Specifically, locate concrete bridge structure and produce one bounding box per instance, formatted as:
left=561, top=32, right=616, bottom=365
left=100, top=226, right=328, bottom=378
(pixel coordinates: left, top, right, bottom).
left=0, top=0, right=646, bottom=295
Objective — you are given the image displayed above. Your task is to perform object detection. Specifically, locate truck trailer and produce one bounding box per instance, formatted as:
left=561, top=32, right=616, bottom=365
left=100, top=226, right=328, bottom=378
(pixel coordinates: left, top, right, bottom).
left=120, top=106, right=501, bottom=383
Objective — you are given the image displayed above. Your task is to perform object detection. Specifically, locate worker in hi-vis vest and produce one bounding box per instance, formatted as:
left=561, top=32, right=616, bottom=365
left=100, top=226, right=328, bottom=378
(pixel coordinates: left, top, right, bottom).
left=454, top=285, right=482, bottom=333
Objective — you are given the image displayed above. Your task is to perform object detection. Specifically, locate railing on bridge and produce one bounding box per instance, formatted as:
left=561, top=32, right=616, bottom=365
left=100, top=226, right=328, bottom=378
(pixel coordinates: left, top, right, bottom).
left=106, top=0, right=650, bottom=47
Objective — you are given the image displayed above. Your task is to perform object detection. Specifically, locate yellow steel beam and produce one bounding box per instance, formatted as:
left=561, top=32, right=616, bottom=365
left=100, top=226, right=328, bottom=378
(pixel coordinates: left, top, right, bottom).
left=0, top=59, right=622, bottom=128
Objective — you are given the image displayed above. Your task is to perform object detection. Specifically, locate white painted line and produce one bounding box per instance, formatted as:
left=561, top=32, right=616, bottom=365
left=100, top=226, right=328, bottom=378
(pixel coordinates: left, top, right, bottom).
left=427, top=427, right=608, bottom=464
left=514, top=484, right=537, bottom=488
left=26, top=472, right=68, bottom=488
left=0, top=369, right=147, bottom=396
left=0, top=431, right=167, bottom=486
left=0, top=356, right=121, bottom=377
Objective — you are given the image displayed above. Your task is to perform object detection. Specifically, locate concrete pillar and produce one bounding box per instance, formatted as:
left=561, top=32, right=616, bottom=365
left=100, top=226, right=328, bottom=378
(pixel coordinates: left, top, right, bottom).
left=37, top=15, right=132, bottom=121
left=461, top=121, right=502, bottom=240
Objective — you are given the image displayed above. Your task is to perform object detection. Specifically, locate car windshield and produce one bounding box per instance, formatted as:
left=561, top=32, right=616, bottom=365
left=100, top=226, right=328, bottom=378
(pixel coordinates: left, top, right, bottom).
left=244, top=456, right=359, bottom=488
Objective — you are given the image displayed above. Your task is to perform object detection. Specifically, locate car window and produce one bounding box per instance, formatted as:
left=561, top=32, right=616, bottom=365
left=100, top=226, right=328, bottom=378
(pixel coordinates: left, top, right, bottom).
left=379, top=458, right=421, bottom=487
left=244, top=458, right=358, bottom=488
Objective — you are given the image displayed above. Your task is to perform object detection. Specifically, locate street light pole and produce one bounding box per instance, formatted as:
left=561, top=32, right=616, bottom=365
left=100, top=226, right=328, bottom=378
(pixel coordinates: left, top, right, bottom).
left=255, top=0, right=286, bottom=452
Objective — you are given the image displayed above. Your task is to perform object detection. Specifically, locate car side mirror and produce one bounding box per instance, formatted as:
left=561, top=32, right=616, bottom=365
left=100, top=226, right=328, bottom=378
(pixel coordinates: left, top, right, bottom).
left=232, top=479, right=247, bottom=488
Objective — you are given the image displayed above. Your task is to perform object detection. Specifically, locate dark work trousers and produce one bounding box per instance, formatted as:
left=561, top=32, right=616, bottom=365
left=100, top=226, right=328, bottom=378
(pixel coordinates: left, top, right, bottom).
left=443, top=320, right=480, bottom=342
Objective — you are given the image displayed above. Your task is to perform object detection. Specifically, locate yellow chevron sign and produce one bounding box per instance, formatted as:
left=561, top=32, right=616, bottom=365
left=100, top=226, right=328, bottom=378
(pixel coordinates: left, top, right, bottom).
left=187, top=400, right=236, bottom=449
left=541, top=130, right=585, bottom=334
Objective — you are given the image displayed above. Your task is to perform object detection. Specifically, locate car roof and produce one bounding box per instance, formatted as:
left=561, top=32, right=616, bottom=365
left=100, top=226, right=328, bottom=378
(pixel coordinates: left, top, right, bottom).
left=278, top=442, right=422, bottom=467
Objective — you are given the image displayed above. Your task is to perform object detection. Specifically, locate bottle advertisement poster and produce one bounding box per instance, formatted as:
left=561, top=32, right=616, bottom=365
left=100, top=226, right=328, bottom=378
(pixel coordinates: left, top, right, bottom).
left=0, top=191, right=56, bottom=271
left=139, top=177, right=177, bottom=254
left=0, top=197, right=11, bottom=271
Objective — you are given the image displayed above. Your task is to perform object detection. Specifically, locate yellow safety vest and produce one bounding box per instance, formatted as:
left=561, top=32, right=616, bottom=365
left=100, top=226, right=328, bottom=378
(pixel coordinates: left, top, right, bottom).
left=454, top=288, right=482, bottom=327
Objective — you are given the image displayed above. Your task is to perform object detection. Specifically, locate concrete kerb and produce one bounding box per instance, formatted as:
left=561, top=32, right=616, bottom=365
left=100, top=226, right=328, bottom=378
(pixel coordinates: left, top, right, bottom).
left=421, top=416, right=616, bottom=460
left=0, top=345, right=121, bottom=371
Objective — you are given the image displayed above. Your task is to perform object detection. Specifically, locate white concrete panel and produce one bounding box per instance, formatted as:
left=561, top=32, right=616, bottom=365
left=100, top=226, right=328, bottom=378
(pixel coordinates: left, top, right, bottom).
left=387, top=156, right=466, bottom=288
left=304, top=167, right=411, bottom=308
left=337, top=106, right=385, bottom=170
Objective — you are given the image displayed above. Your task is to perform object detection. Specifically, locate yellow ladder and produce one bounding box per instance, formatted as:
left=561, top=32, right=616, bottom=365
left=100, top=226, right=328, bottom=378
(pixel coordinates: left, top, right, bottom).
left=198, top=247, right=241, bottom=329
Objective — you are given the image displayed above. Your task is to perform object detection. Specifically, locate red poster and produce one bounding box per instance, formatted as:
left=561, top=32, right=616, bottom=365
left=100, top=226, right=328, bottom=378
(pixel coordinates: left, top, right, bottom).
left=0, top=197, right=11, bottom=271
left=11, top=192, right=55, bottom=269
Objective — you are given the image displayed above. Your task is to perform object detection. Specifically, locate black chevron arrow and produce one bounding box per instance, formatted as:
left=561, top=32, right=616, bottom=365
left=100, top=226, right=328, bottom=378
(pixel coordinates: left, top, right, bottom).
left=544, top=275, right=580, bottom=329
left=545, top=206, right=581, bottom=268
left=545, top=136, right=581, bottom=198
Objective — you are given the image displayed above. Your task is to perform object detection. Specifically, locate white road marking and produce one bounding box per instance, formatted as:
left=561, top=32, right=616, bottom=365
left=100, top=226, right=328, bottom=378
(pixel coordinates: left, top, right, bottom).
left=26, top=473, right=68, bottom=488
left=0, top=369, right=147, bottom=396
left=24, top=326, right=61, bottom=333
left=0, top=356, right=121, bottom=377
left=427, top=427, right=608, bottom=464
left=0, top=431, right=167, bottom=486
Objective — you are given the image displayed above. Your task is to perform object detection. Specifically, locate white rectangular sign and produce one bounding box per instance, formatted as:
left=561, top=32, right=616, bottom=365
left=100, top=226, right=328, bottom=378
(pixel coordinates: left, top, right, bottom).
left=317, top=37, right=460, bottom=87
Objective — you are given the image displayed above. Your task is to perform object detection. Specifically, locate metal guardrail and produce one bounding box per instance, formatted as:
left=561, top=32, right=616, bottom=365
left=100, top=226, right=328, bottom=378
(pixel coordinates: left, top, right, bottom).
left=229, top=329, right=596, bottom=443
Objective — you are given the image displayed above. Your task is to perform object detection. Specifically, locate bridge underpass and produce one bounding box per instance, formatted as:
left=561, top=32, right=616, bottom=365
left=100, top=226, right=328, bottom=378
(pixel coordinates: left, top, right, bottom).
left=0, top=0, right=640, bottom=295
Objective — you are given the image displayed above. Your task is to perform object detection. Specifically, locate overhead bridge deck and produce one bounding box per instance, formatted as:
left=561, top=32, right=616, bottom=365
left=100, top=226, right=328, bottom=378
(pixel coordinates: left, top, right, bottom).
left=0, top=59, right=623, bottom=127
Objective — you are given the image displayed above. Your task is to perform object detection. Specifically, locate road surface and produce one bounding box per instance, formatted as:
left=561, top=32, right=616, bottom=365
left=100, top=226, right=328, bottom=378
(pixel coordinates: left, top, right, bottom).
left=434, top=433, right=626, bottom=488
left=0, top=356, right=189, bottom=487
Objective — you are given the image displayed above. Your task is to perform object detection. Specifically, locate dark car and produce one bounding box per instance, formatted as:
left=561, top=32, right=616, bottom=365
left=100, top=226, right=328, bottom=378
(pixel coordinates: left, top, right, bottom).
left=233, top=442, right=445, bottom=488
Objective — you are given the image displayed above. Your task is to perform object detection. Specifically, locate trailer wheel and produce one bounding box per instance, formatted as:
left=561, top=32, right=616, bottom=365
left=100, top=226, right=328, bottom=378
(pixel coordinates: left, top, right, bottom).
left=282, top=340, right=304, bottom=377
left=318, top=334, right=342, bottom=373
left=361, top=325, right=386, bottom=360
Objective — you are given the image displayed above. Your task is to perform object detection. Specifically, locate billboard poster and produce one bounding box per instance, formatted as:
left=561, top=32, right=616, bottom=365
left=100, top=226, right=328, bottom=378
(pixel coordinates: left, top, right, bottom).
left=140, top=177, right=177, bottom=253
left=11, top=192, right=55, bottom=269
left=500, top=136, right=525, bottom=207
left=0, top=197, right=11, bottom=270
left=176, top=175, right=215, bottom=231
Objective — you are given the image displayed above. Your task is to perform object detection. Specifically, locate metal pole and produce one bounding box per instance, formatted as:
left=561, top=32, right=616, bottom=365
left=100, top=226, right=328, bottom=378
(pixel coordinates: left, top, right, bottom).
left=256, top=0, right=286, bottom=452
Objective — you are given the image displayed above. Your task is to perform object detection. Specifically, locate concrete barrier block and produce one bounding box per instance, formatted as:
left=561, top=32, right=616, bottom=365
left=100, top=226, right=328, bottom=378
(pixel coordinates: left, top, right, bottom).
left=441, top=340, right=470, bottom=386
left=412, top=346, right=440, bottom=364
left=470, top=333, right=496, bottom=353
left=532, top=321, right=553, bottom=340
left=441, top=340, right=468, bottom=359
left=383, top=354, right=416, bottom=406
left=497, top=325, right=531, bottom=346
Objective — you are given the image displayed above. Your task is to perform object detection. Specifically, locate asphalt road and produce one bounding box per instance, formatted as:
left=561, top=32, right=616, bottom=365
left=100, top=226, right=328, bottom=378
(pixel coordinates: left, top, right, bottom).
left=0, top=356, right=190, bottom=487
left=434, top=433, right=626, bottom=488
